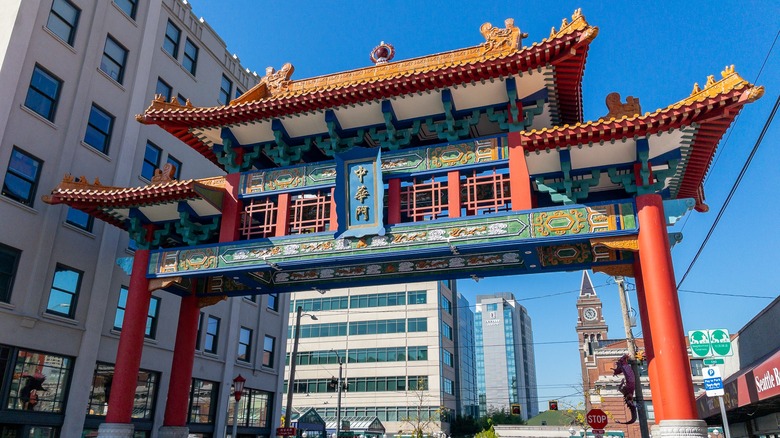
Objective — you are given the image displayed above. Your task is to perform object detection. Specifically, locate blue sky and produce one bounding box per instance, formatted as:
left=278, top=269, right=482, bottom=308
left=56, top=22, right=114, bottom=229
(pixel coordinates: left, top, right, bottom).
left=186, top=0, right=780, bottom=412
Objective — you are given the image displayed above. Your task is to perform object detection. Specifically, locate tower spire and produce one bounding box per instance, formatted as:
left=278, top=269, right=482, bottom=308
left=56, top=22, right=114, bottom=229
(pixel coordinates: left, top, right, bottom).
left=579, top=270, right=597, bottom=297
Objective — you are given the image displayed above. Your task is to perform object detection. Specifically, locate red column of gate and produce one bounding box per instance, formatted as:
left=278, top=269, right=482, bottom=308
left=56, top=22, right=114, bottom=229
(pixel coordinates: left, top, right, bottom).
left=507, top=131, right=533, bottom=211
left=636, top=193, right=697, bottom=419
left=447, top=170, right=461, bottom=218
left=105, top=230, right=153, bottom=424
left=632, top=257, right=664, bottom=423
left=162, top=172, right=242, bottom=427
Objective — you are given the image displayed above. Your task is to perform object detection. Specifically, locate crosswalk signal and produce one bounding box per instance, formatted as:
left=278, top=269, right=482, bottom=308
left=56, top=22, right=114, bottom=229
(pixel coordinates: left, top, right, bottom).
left=548, top=400, right=558, bottom=411
left=511, top=404, right=521, bottom=415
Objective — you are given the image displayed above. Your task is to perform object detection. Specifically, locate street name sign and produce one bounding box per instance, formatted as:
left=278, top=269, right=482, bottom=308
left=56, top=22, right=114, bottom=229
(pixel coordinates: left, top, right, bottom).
left=703, top=358, right=725, bottom=365
left=703, top=366, right=725, bottom=397
left=277, top=427, right=297, bottom=436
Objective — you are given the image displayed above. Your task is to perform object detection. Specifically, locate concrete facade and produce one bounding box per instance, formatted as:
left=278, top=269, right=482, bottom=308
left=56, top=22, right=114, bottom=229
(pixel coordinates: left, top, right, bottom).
left=284, top=281, right=473, bottom=437
left=0, top=1, right=290, bottom=437
left=475, top=293, right=539, bottom=421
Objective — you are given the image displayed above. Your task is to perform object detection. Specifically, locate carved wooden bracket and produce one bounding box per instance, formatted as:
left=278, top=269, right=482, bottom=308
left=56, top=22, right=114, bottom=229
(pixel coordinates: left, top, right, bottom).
left=149, top=276, right=183, bottom=292
left=590, top=236, right=639, bottom=252
left=592, top=264, right=635, bottom=278
left=198, top=295, right=228, bottom=308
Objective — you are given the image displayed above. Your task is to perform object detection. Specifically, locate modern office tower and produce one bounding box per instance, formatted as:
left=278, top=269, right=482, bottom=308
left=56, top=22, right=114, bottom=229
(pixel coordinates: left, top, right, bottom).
left=0, top=1, right=289, bottom=436
left=475, top=293, right=538, bottom=420
left=285, top=280, right=475, bottom=436
left=454, top=292, right=479, bottom=419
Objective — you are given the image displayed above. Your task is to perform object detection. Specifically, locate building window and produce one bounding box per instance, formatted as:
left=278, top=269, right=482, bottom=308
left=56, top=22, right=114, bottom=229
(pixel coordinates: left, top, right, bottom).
left=238, top=327, right=252, bottom=363
left=295, top=322, right=347, bottom=339
left=690, top=359, right=704, bottom=377
left=407, top=317, right=428, bottom=332
left=25, top=65, right=62, bottom=122
left=84, top=104, right=114, bottom=154
left=163, top=20, right=180, bottom=58
left=443, top=349, right=454, bottom=367
left=204, top=316, right=220, bottom=354
left=114, top=286, right=160, bottom=339
left=177, top=94, right=187, bottom=106
left=100, top=36, right=128, bottom=84
left=156, top=77, right=172, bottom=101
left=228, top=388, right=272, bottom=427
left=442, top=321, right=453, bottom=340
left=166, top=155, right=182, bottom=179
left=114, top=0, right=137, bottom=19
left=235, top=88, right=243, bottom=99
left=47, top=0, right=80, bottom=45
left=183, top=38, right=198, bottom=75
left=349, top=319, right=406, bottom=336
left=7, top=348, right=73, bottom=412
left=188, top=378, right=219, bottom=424
left=65, top=207, right=93, bottom=232
left=408, top=346, right=428, bottom=361
left=408, top=376, right=428, bottom=391
left=441, top=295, right=452, bottom=314
left=350, top=291, right=405, bottom=309
left=408, top=290, right=427, bottom=304
left=2, top=147, right=43, bottom=206
left=219, top=75, right=232, bottom=105
left=0, top=243, right=21, bottom=303
left=141, top=141, right=161, bottom=180
left=262, top=335, right=275, bottom=367
left=443, top=378, right=454, bottom=395
left=87, top=362, right=157, bottom=418
left=45, top=264, right=82, bottom=318
left=267, top=293, right=278, bottom=311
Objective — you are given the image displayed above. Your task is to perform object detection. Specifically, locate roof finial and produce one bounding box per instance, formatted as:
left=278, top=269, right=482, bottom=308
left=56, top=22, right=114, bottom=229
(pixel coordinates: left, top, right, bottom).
left=370, top=41, right=395, bottom=65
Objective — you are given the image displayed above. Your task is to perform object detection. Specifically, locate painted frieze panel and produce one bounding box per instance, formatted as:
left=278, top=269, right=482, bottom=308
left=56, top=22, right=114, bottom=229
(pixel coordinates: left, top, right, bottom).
left=239, top=136, right=507, bottom=196
left=148, top=200, right=636, bottom=277
left=272, top=251, right=524, bottom=285
left=536, top=242, right=625, bottom=267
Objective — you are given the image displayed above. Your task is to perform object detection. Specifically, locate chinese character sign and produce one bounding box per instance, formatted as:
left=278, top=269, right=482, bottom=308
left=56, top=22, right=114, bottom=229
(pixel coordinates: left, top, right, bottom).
left=335, top=147, right=385, bottom=238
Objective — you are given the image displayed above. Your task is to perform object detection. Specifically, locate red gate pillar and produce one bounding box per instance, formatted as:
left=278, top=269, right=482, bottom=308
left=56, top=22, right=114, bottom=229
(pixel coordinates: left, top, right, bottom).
left=99, top=246, right=153, bottom=437
left=507, top=132, right=533, bottom=211
left=632, top=258, right=664, bottom=424
left=636, top=194, right=706, bottom=437
left=159, top=172, right=242, bottom=437
left=159, top=293, right=200, bottom=436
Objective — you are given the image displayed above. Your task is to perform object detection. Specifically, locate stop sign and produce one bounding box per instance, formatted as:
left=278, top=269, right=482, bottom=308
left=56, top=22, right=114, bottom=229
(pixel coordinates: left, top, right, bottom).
left=587, top=408, right=608, bottom=429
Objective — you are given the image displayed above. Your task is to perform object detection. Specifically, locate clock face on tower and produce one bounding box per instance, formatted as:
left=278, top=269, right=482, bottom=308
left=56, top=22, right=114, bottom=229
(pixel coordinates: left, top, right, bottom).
left=583, top=307, right=598, bottom=321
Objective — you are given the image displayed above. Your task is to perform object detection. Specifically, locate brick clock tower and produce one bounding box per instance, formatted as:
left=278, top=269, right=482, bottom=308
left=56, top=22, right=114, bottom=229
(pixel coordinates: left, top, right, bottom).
left=575, top=271, right=608, bottom=410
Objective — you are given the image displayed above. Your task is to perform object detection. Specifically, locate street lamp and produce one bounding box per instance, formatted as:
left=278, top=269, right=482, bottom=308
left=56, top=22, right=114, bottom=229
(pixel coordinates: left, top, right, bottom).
left=331, top=349, right=344, bottom=438
left=231, top=374, right=246, bottom=438
left=285, top=306, right=318, bottom=427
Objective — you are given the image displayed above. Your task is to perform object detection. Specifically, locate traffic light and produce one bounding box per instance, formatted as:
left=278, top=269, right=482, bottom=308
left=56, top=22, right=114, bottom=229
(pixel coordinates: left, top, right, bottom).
left=511, top=404, right=521, bottom=415
left=548, top=400, right=559, bottom=411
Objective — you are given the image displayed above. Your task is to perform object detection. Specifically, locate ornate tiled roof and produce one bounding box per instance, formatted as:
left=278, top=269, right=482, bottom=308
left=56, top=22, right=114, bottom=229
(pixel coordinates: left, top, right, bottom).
left=136, top=10, right=596, bottom=159
left=43, top=173, right=225, bottom=229
left=519, top=66, right=764, bottom=209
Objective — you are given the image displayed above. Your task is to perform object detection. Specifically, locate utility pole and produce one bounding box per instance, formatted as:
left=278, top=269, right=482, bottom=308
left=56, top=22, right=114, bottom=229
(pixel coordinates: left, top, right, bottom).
left=615, top=276, right=650, bottom=438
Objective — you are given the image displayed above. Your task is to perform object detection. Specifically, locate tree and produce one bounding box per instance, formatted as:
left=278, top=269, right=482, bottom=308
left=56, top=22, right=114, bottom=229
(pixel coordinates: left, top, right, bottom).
left=449, top=415, right=480, bottom=438
left=400, top=377, right=443, bottom=438
left=478, top=408, right=526, bottom=430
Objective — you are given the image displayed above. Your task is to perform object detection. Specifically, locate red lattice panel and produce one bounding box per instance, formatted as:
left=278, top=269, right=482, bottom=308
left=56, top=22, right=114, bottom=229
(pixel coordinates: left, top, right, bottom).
left=289, top=191, right=331, bottom=234
left=400, top=178, right=446, bottom=222
left=463, top=169, right=511, bottom=214
left=240, top=197, right=277, bottom=239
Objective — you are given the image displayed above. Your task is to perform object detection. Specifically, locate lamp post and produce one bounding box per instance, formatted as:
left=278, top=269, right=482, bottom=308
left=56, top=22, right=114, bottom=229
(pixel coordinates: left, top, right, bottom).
left=331, top=349, right=344, bottom=438
left=285, top=306, right=318, bottom=428
left=231, top=374, right=246, bottom=438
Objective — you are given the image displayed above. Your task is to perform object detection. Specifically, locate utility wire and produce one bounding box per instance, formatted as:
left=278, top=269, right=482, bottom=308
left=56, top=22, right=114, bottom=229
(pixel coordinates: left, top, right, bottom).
left=677, top=93, right=780, bottom=289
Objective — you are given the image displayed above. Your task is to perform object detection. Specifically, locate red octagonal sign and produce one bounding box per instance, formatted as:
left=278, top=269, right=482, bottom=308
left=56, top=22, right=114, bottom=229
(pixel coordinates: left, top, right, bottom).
left=587, top=408, right=608, bottom=429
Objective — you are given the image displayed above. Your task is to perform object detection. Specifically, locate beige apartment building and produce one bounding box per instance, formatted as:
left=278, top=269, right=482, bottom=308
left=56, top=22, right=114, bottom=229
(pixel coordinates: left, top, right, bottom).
left=284, top=281, right=475, bottom=437
left=0, top=1, right=290, bottom=437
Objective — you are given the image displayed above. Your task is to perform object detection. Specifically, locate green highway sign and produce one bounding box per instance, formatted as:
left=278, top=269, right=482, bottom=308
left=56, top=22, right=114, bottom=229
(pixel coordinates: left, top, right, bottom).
left=688, top=329, right=733, bottom=358
left=703, top=358, right=725, bottom=365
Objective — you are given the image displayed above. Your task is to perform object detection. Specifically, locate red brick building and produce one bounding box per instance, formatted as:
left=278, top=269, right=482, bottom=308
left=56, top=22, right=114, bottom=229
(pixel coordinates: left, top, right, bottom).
left=575, top=272, right=705, bottom=437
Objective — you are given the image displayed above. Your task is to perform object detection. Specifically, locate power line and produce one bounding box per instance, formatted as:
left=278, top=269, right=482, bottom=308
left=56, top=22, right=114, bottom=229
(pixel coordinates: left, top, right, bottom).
left=677, top=30, right=780, bottom=288
left=678, top=289, right=776, bottom=300
left=677, top=93, right=780, bottom=289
